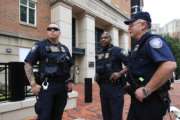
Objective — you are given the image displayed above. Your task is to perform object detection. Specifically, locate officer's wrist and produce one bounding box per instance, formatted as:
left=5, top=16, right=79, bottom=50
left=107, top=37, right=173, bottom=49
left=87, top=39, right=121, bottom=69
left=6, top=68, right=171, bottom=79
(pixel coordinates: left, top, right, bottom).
left=30, top=80, right=37, bottom=87
left=118, top=71, right=122, bottom=75
left=142, top=87, right=151, bottom=98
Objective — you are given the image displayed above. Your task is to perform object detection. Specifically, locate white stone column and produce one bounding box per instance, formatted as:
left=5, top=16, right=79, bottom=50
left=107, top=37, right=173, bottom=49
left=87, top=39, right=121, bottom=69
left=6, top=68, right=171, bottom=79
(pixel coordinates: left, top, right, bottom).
left=78, top=14, right=95, bottom=83
left=50, top=3, right=78, bottom=108
left=110, top=27, right=119, bottom=46
left=51, top=2, right=72, bottom=53
left=119, top=31, right=130, bottom=50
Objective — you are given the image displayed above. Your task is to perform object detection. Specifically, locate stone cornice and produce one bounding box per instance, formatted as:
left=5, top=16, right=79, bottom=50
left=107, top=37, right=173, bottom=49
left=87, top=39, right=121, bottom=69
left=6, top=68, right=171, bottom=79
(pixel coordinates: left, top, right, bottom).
left=50, top=0, right=73, bottom=7
left=54, top=0, right=128, bottom=31
left=0, top=31, right=39, bottom=41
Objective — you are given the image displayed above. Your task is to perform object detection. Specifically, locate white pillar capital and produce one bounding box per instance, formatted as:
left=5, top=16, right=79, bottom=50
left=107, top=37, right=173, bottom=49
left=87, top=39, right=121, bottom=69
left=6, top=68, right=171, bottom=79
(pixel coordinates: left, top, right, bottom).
left=119, top=31, right=130, bottom=50
left=78, top=13, right=95, bottom=83
left=110, top=27, right=119, bottom=46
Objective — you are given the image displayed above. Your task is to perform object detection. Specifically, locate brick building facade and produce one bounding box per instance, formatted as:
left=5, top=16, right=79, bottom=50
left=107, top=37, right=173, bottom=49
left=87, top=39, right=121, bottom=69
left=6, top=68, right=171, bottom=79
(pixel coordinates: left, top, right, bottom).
left=0, top=0, right=131, bottom=82
left=0, top=0, right=131, bottom=119
left=161, top=19, right=180, bottom=40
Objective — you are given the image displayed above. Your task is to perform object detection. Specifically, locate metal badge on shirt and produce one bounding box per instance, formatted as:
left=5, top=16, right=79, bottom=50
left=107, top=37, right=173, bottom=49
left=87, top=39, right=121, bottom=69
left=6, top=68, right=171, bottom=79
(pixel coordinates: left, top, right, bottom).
left=97, top=54, right=104, bottom=60
left=105, top=53, right=110, bottom=59
left=50, top=46, right=60, bottom=52
left=133, top=44, right=140, bottom=52
left=149, top=38, right=163, bottom=49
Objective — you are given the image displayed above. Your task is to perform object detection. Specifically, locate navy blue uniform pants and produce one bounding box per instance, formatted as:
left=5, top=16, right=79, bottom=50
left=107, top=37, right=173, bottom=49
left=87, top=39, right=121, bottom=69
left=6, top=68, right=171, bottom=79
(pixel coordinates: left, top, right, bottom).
left=127, top=95, right=169, bottom=120
left=100, top=84, right=124, bottom=120
left=35, top=82, right=67, bottom=120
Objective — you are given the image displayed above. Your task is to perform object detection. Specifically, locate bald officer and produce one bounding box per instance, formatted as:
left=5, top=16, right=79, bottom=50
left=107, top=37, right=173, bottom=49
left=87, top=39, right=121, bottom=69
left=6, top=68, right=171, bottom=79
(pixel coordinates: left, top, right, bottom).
left=24, top=23, right=73, bottom=120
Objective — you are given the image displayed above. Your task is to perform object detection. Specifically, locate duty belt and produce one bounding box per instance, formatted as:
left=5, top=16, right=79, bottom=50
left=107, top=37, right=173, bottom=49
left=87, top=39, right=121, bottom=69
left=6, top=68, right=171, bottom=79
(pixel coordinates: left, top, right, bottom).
left=100, top=78, right=124, bottom=86
left=42, top=76, right=66, bottom=84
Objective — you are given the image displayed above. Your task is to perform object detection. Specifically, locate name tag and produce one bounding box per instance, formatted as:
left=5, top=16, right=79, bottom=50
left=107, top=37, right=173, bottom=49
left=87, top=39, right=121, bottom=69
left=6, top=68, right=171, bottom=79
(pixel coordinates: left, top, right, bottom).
left=50, top=46, right=60, bottom=52
left=97, top=54, right=104, bottom=60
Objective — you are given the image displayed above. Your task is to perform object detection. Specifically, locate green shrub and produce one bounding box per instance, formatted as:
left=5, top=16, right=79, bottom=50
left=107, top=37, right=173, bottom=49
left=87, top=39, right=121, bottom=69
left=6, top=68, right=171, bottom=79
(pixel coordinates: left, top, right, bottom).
left=164, top=35, right=180, bottom=79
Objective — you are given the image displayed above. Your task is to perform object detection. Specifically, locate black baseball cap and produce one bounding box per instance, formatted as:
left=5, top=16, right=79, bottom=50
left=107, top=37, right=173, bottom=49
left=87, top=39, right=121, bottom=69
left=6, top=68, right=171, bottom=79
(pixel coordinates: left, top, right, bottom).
left=124, top=11, right=151, bottom=25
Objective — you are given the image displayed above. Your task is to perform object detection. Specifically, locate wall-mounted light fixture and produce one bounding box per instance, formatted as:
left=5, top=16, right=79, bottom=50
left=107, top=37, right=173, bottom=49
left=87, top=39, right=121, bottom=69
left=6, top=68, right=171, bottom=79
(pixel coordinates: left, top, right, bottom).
left=5, top=48, right=12, bottom=53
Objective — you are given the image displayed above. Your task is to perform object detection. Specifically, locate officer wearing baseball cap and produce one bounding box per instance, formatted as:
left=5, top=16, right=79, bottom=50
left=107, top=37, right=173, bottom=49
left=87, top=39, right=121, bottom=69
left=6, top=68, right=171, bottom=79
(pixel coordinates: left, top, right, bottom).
left=124, top=11, right=151, bottom=25
left=124, top=11, right=177, bottom=120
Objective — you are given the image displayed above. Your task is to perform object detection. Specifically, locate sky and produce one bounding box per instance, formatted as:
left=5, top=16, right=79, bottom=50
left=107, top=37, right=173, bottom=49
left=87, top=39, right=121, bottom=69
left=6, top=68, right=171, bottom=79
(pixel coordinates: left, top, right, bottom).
left=143, top=0, right=180, bottom=27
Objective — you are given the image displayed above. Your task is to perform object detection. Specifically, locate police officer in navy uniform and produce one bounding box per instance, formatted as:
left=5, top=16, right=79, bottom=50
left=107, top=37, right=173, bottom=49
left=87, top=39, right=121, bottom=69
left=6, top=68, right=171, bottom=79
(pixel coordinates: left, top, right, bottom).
left=124, top=12, right=177, bottom=120
left=24, top=23, right=73, bottom=120
left=95, top=31, right=128, bottom=120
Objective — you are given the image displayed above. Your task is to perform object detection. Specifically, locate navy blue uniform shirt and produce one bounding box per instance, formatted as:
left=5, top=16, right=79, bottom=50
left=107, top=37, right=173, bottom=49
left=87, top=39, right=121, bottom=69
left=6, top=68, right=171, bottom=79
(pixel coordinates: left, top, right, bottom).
left=25, top=39, right=72, bottom=65
left=128, top=32, right=175, bottom=85
left=25, top=39, right=73, bottom=80
left=96, top=45, right=128, bottom=81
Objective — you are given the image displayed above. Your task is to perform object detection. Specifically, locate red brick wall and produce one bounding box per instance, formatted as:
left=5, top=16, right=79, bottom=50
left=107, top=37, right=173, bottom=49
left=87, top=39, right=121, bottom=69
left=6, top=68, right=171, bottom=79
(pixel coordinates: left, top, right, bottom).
left=112, top=0, right=131, bottom=16
left=0, top=0, right=51, bottom=39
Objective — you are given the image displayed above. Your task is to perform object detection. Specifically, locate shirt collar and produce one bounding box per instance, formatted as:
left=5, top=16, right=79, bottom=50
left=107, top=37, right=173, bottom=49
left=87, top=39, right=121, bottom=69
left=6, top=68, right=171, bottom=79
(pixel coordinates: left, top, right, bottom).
left=136, top=32, right=151, bottom=46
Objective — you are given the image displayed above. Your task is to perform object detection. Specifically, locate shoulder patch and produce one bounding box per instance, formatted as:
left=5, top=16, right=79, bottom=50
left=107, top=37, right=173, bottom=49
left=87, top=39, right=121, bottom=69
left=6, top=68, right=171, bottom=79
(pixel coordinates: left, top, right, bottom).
left=31, top=44, right=38, bottom=52
left=149, top=38, right=163, bottom=49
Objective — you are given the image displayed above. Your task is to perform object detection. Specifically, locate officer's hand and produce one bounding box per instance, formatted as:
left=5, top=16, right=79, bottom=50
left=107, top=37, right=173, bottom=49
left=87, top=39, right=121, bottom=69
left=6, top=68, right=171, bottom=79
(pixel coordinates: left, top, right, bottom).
left=135, top=87, right=145, bottom=102
left=110, top=72, right=121, bottom=81
left=66, top=82, right=73, bottom=92
left=31, top=82, right=41, bottom=95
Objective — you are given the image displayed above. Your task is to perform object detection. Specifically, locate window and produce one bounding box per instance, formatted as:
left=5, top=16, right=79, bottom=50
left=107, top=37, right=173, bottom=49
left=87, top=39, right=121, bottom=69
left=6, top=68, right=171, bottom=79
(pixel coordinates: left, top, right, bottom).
left=19, top=0, right=36, bottom=26
left=72, top=18, right=76, bottom=48
left=95, top=27, right=104, bottom=51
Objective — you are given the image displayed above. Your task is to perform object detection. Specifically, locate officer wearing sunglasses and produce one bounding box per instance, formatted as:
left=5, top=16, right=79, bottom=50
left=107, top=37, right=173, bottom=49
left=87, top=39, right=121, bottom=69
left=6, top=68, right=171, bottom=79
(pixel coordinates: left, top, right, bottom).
left=24, top=23, right=73, bottom=120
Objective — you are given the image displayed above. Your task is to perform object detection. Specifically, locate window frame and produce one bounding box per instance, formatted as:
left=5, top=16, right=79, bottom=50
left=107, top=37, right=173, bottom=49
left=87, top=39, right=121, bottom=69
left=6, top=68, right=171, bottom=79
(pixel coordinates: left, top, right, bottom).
left=19, top=0, right=37, bottom=27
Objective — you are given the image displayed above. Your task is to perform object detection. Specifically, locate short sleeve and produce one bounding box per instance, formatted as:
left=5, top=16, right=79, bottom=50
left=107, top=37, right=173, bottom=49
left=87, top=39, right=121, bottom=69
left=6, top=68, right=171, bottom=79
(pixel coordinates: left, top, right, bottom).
left=146, top=37, right=175, bottom=62
left=24, top=42, right=41, bottom=65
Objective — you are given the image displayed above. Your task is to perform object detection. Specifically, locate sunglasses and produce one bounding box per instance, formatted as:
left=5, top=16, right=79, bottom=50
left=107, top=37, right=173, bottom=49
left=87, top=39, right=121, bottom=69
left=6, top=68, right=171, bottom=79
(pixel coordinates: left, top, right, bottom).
left=101, top=36, right=109, bottom=39
left=47, top=27, right=60, bottom=31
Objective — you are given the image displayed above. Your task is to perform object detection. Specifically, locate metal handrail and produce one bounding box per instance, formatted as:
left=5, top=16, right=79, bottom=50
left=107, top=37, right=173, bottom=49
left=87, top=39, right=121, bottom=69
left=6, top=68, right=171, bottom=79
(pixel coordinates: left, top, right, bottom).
left=0, top=62, right=33, bottom=102
left=0, top=63, right=9, bottom=101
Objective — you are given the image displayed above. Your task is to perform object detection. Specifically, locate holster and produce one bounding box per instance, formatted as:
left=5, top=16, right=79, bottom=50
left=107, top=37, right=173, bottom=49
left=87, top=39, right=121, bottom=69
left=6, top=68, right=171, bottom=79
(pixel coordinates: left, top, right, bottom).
left=158, top=91, right=171, bottom=110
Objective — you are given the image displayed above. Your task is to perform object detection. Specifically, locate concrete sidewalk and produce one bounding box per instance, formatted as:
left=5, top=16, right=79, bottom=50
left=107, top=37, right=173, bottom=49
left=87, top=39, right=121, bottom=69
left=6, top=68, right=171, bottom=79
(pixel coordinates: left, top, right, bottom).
left=63, top=82, right=180, bottom=120
left=27, top=82, right=180, bottom=120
